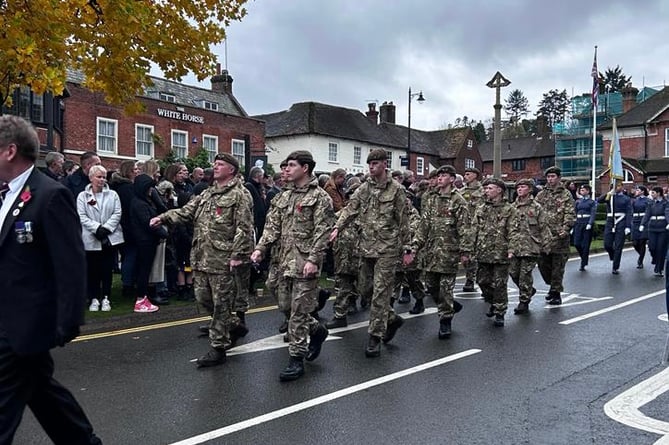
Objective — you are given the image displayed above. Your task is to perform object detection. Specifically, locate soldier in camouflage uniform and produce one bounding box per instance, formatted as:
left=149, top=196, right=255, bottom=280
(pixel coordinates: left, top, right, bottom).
left=232, top=175, right=255, bottom=326
left=251, top=150, right=332, bottom=382
left=330, top=148, right=410, bottom=358
left=535, top=166, right=575, bottom=305
left=460, top=166, right=483, bottom=292
left=473, top=178, right=516, bottom=327
left=395, top=193, right=427, bottom=315
left=151, top=153, right=253, bottom=368
left=508, top=179, right=551, bottom=314
left=406, top=165, right=474, bottom=338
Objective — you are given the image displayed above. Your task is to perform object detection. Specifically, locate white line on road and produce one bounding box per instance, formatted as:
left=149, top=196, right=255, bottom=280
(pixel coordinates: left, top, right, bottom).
left=560, top=290, right=665, bottom=325
left=542, top=296, right=613, bottom=309
left=604, top=365, right=669, bottom=438
left=170, top=349, right=482, bottom=445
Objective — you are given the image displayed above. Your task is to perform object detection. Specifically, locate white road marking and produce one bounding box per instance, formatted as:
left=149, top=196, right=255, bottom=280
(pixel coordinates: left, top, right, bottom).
left=543, top=296, right=614, bottom=309
left=560, top=290, right=665, bottom=325
left=171, top=349, right=482, bottom=445
left=604, top=366, right=669, bottom=438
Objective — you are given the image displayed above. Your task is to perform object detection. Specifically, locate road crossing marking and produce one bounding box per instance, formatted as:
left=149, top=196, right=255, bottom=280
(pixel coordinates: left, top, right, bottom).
left=542, top=295, right=613, bottom=309
left=560, top=290, right=665, bottom=325
left=171, top=349, right=482, bottom=445
left=604, top=365, right=669, bottom=441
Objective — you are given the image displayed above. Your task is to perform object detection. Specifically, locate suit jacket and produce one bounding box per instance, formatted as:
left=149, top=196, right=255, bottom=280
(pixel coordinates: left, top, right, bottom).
left=0, top=168, right=86, bottom=355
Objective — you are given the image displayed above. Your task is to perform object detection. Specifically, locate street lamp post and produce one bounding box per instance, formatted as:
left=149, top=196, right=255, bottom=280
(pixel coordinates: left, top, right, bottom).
left=407, top=87, right=425, bottom=170
left=486, top=72, right=511, bottom=179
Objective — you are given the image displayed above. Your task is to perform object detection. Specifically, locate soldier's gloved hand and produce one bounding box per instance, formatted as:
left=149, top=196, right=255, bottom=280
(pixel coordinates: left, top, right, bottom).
left=586, top=224, right=592, bottom=230
left=639, top=225, right=645, bottom=232
left=624, top=228, right=631, bottom=235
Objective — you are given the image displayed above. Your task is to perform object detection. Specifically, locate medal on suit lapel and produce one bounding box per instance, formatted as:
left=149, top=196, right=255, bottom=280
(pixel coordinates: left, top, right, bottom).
left=15, top=221, right=27, bottom=244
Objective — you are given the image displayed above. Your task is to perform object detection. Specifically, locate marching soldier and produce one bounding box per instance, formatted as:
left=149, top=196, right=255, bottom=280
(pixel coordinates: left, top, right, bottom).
left=251, top=150, right=333, bottom=381
left=406, top=165, right=473, bottom=337
left=639, top=186, right=669, bottom=276
left=330, top=149, right=410, bottom=358
left=598, top=182, right=632, bottom=274
left=473, top=178, right=516, bottom=327
left=573, top=184, right=598, bottom=271
left=460, top=166, right=484, bottom=292
left=535, top=166, right=575, bottom=304
left=509, top=179, right=551, bottom=314
left=631, top=185, right=650, bottom=268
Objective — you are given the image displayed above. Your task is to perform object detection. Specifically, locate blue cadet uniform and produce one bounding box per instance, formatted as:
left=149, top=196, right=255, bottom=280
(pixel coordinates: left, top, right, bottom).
left=640, top=197, right=669, bottom=276
left=573, top=195, right=597, bottom=270
left=599, top=190, right=632, bottom=273
left=631, top=195, right=650, bottom=268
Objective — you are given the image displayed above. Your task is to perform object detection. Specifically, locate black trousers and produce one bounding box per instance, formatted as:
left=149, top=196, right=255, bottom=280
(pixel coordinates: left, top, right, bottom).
left=85, top=248, right=115, bottom=302
left=0, top=336, right=101, bottom=445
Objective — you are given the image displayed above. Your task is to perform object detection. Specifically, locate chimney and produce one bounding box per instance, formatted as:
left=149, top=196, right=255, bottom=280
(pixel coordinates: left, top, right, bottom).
left=211, top=63, right=234, bottom=94
left=379, top=101, right=396, bottom=124
left=621, top=84, right=639, bottom=113
left=365, top=103, right=379, bottom=124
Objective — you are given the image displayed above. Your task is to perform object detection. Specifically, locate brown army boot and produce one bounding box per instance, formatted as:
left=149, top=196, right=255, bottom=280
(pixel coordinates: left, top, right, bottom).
left=365, top=335, right=381, bottom=358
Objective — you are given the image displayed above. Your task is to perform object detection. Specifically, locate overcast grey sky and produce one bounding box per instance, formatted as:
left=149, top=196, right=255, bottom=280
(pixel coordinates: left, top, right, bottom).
left=166, top=0, right=668, bottom=131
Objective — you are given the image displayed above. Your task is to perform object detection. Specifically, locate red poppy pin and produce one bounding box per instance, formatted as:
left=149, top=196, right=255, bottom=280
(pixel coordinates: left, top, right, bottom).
left=296, top=203, right=302, bottom=213
left=528, top=210, right=534, bottom=217
left=88, top=198, right=97, bottom=206
left=216, top=206, right=222, bottom=216
left=16, top=186, right=31, bottom=210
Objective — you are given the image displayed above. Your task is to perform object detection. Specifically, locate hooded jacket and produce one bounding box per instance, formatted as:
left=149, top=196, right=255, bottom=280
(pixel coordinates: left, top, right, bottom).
left=129, top=174, right=166, bottom=246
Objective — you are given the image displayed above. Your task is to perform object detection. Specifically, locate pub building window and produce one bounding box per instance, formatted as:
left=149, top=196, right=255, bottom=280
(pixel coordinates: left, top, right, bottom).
left=171, top=130, right=188, bottom=159
left=135, top=124, right=154, bottom=158
left=203, top=134, right=218, bottom=162
left=232, top=139, right=245, bottom=166
left=97, top=117, right=118, bottom=154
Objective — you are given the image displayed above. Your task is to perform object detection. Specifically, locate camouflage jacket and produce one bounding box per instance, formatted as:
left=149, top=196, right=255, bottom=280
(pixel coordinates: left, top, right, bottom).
left=473, top=197, right=516, bottom=264
left=160, top=177, right=254, bottom=273
left=413, top=189, right=474, bottom=273
left=335, top=175, right=410, bottom=258
left=255, top=177, right=333, bottom=278
left=333, top=209, right=360, bottom=276
left=535, top=183, right=575, bottom=253
left=509, top=196, right=551, bottom=257
left=460, top=181, right=483, bottom=208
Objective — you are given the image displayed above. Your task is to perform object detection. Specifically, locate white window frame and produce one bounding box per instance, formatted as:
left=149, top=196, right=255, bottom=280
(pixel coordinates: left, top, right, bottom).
left=353, top=146, right=362, bottom=165
left=467, top=139, right=473, bottom=148
left=328, top=142, right=338, bottom=163
left=465, top=158, right=476, bottom=169
left=416, top=157, right=425, bottom=174
left=203, top=101, right=219, bottom=111
left=160, top=92, right=176, bottom=103
left=385, top=151, right=393, bottom=169
left=135, top=124, right=154, bottom=159
left=232, top=139, right=245, bottom=167
left=203, top=134, right=219, bottom=163
left=171, top=130, right=188, bottom=159
left=96, top=117, right=118, bottom=154
left=665, top=128, right=669, bottom=157
left=623, top=169, right=634, bottom=184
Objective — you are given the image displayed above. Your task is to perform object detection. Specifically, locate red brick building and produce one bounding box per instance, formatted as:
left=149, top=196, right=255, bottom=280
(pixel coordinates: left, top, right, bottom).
left=478, top=132, right=555, bottom=185
left=63, top=67, right=265, bottom=172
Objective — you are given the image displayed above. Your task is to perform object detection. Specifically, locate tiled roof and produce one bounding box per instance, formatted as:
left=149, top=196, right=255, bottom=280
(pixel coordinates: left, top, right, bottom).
left=479, top=135, right=555, bottom=162
left=255, top=101, right=472, bottom=159
left=600, top=86, right=669, bottom=129
left=66, top=69, right=246, bottom=117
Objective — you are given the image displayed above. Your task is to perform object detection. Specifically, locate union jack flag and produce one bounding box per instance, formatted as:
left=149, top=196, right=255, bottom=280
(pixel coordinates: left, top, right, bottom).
left=591, top=47, right=598, bottom=109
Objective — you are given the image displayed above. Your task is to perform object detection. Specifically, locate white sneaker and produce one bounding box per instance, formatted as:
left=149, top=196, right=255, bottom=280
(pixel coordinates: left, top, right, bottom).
left=101, top=297, right=111, bottom=312
left=89, top=298, right=100, bottom=311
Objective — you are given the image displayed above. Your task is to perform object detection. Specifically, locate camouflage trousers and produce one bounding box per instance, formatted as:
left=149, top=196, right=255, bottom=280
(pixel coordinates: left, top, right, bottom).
left=509, top=256, right=538, bottom=303
left=465, top=257, right=478, bottom=283
left=267, top=262, right=291, bottom=316
left=476, top=262, right=509, bottom=316
left=393, top=269, right=426, bottom=301
left=360, top=256, right=399, bottom=338
left=332, top=273, right=357, bottom=319
left=424, top=272, right=456, bottom=320
left=232, top=263, right=251, bottom=313
left=285, top=277, right=320, bottom=358
left=194, top=270, right=241, bottom=350
left=538, top=252, right=569, bottom=293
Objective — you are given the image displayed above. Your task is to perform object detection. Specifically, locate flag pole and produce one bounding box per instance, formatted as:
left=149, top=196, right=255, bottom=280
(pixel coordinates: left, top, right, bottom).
left=591, top=45, right=598, bottom=192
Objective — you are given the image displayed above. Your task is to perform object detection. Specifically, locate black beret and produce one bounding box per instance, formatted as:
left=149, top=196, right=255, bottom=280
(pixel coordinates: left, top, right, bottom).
left=483, top=177, right=506, bottom=191
left=437, top=165, right=457, bottom=176
left=214, top=153, right=239, bottom=171
left=544, top=166, right=561, bottom=176
left=366, top=148, right=388, bottom=163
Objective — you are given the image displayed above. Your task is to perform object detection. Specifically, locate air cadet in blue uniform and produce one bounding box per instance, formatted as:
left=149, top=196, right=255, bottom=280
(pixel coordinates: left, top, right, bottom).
left=631, top=185, right=650, bottom=268
left=639, top=186, right=669, bottom=276
left=573, top=184, right=597, bottom=271
left=598, top=183, right=632, bottom=274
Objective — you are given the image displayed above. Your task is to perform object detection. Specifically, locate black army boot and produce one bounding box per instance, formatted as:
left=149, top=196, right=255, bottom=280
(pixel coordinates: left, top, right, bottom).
left=236, top=311, right=246, bottom=325
left=493, top=314, right=505, bottom=327
left=462, top=280, right=475, bottom=292
left=485, top=305, right=495, bottom=318
left=438, top=318, right=452, bottom=339
left=198, top=325, right=209, bottom=336
left=305, top=324, right=329, bottom=362
left=382, top=316, right=404, bottom=343
left=279, top=356, right=305, bottom=381
left=547, top=291, right=562, bottom=305
left=365, top=335, right=381, bottom=358
left=317, top=289, right=331, bottom=311
left=325, top=316, right=347, bottom=329
left=409, top=299, right=425, bottom=314
left=514, top=302, right=529, bottom=315
left=196, top=347, right=226, bottom=368
left=228, top=323, right=249, bottom=349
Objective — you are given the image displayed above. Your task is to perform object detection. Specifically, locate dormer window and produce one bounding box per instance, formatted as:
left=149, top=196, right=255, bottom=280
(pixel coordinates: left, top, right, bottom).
left=159, top=92, right=176, bottom=103
left=203, top=100, right=218, bottom=111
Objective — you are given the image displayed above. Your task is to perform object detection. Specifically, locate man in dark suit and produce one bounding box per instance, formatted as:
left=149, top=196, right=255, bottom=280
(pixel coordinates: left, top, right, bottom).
left=0, top=116, right=102, bottom=444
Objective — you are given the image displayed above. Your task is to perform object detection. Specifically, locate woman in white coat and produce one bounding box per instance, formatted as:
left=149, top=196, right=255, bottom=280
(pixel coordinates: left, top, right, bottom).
left=77, top=165, right=124, bottom=311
